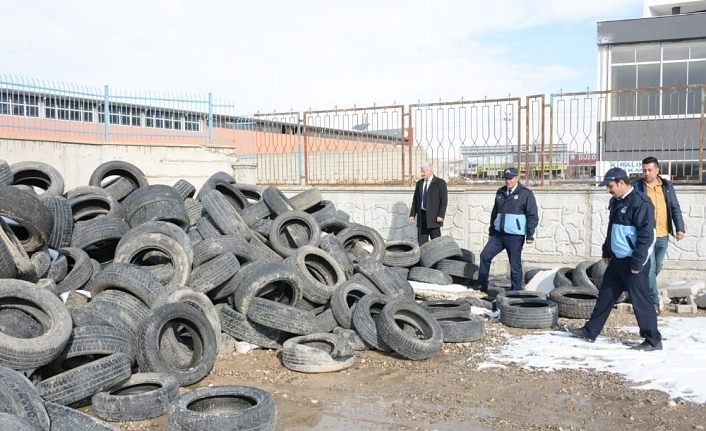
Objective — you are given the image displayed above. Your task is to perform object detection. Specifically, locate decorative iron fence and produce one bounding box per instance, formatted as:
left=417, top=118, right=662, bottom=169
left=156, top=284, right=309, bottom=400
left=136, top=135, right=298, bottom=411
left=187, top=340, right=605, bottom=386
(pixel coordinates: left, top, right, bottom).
left=1, top=75, right=704, bottom=185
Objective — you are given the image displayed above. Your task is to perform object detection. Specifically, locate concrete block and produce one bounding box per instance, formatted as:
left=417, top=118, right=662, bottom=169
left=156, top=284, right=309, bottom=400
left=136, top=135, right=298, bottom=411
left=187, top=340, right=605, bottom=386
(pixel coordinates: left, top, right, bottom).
left=663, top=280, right=706, bottom=298
left=671, top=302, right=698, bottom=314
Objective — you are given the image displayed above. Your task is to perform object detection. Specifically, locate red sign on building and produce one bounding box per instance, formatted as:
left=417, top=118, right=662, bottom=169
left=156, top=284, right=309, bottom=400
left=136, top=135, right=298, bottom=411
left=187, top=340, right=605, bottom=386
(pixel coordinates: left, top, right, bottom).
left=569, top=153, right=597, bottom=166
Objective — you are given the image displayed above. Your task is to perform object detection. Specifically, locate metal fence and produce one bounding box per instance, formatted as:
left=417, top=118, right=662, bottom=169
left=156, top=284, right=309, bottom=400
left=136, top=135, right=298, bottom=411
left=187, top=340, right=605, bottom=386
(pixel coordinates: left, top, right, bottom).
left=1, top=75, right=704, bottom=185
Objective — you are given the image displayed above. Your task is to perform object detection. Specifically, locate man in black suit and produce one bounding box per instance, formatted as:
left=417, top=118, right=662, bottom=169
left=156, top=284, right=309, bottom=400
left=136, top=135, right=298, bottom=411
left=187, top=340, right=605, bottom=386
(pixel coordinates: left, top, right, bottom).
left=408, top=163, right=448, bottom=245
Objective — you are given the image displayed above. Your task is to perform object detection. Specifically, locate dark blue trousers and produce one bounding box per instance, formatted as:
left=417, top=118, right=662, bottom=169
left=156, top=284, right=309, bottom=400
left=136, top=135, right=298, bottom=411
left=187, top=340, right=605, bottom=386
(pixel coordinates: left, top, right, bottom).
left=478, top=233, right=525, bottom=291
left=584, top=257, right=661, bottom=347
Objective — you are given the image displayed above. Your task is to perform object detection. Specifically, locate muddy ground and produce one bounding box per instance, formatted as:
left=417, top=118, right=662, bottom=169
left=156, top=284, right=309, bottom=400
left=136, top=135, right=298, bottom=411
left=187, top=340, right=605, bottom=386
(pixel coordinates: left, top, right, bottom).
left=93, top=307, right=706, bottom=431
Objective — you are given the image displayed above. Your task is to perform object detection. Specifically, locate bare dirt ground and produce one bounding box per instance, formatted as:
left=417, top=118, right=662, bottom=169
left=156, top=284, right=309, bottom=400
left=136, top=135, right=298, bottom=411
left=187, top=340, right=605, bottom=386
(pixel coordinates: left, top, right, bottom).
left=98, top=307, right=706, bottom=431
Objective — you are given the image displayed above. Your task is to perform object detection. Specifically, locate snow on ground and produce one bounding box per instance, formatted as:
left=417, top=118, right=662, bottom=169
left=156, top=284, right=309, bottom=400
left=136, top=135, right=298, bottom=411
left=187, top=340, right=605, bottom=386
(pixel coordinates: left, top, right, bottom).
left=478, top=316, right=706, bottom=404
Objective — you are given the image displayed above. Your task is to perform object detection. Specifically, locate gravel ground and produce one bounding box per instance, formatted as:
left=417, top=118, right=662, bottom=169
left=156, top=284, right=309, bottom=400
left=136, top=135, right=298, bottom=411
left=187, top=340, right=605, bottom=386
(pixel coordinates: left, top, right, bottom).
left=99, top=306, right=706, bottom=431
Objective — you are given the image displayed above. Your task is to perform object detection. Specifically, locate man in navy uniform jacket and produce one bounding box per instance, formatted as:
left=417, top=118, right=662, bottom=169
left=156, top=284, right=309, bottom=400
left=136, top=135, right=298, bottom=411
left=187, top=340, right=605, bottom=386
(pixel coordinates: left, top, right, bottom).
left=477, top=167, right=538, bottom=291
left=570, top=167, right=662, bottom=351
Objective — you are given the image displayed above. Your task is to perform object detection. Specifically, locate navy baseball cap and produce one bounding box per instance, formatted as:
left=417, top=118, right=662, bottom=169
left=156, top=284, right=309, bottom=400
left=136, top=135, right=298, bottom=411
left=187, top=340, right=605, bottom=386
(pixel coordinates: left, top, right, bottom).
left=599, top=167, right=629, bottom=186
left=502, top=167, right=518, bottom=178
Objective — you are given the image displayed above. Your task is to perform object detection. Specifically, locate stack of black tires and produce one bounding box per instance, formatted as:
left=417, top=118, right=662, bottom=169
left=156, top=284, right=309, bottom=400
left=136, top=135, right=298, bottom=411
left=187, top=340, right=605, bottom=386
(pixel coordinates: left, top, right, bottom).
left=492, top=260, right=607, bottom=329
left=0, top=159, right=486, bottom=430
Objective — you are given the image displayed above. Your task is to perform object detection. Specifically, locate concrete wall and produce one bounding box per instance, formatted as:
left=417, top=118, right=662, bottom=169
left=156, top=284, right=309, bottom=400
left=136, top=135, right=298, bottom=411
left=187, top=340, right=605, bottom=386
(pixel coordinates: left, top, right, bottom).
left=0, top=138, right=237, bottom=190
left=284, top=185, right=706, bottom=281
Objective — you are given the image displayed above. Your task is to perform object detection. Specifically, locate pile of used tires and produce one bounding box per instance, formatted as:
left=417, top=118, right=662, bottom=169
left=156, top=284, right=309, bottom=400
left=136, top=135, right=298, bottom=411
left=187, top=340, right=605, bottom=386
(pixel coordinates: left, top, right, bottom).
left=492, top=260, right=607, bottom=329
left=0, top=159, right=484, bottom=429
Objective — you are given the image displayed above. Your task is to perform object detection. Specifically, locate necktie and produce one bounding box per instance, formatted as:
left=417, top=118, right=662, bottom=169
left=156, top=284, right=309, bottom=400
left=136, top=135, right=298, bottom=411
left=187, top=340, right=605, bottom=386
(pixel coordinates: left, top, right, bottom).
left=422, top=180, right=429, bottom=209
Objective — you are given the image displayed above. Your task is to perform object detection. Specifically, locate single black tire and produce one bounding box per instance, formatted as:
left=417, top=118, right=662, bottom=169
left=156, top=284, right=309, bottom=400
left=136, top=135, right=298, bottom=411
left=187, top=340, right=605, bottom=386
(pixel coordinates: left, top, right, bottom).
left=376, top=300, right=443, bottom=360
left=419, top=300, right=472, bottom=318
left=285, top=246, right=345, bottom=304
left=44, top=401, right=117, bottom=431
left=317, top=234, right=354, bottom=277
left=248, top=231, right=284, bottom=263
left=92, top=372, right=179, bottom=422
left=137, top=302, right=217, bottom=386
left=408, top=266, right=453, bottom=285
left=268, top=210, right=321, bottom=257
left=589, top=259, right=608, bottom=289
left=88, top=262, right=163, bottom=307
left=318, top=212, right=351, bottom=235
left=197, top=173, right=250, bottom=212
left=217, top=304, right=283, bottom=349
left=355, top=256, right=414, bottom=299
left=55, top=247, right=94, bottom=294
left=87, top=289, right=150, bottom=338
left=0, top=280, right=72, bottom=370
left=229, top=261, right=303, bottom=314
left=289, top=188, right=322, bottom=211
left=282, top=333, right=355, bottom=373
left=41, top=195, right=73, bottom=249
left=0, top=184, right=53, bottom=252
left=498, top=298, right=558, bottom=329
left=549, top=287, right=599, bottom=319
left=382, top=240, right=420, bottom=267
left=128, top=198, right=189, bottom=230
left=350, top=293, right=393, bottom=352
left=329, top=280, right=374, bottom=329
left=0, top=365, right=51, bottom=430
left=36, top=353, right=132, bottom=405
left=247, top=297, right=319, bottom=335
left=70, top=217, right=130, bottom=266
left=89, top=160, right=148, bottom=201
left=173, top=179, right=196, bottom=200
left=192, top=235, right=252, bottom=268
left=336, top=224, right=385, bottom=261
left=495, top=290, right=548, bottom=308
left=433, top=258, right=478, bottom=280
left=122, top=185, right=183, bottom=223
left=553, top=267, right=575, bottom=289
left=167, top=385, right=277, bottom=431
left=10, top=161, right=64, bottom=197
left=261, top=186, right=294, bottom=216
left=188, top=252, right=240, bottom=296
left=418, top=235, right=462, bottom=268
left=184, top=198, right=203, bottom=227
left=436, top=312, right=485, bottom=343
left=67, top=187, right=122, bottom=223
left=114, top=232, right=191, bottom=291
left=201, top=190, right=251, bottom=240
left=57, top=325, right=134, bottom=363
left=572, top=260, right=599, bottom=292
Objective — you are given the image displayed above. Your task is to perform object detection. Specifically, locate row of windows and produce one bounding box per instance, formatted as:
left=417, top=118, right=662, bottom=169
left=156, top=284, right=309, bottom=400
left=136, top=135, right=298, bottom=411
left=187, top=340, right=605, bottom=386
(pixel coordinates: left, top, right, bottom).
left=0, top=91, right=203, bottom=131
left=610, top=41, right=706, bottom=116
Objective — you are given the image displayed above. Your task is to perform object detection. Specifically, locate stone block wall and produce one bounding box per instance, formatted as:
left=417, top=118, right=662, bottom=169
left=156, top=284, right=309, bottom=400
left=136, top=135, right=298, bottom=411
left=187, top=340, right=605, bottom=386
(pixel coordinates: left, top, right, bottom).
left=288, top=185, right=706, bottom=281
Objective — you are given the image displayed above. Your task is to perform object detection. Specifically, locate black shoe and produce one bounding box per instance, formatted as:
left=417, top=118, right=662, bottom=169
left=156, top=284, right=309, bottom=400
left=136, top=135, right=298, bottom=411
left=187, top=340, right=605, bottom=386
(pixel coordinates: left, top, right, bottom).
left=568, top=327, right=596, bottom=343
left=632, top=340, right=663, bottom=351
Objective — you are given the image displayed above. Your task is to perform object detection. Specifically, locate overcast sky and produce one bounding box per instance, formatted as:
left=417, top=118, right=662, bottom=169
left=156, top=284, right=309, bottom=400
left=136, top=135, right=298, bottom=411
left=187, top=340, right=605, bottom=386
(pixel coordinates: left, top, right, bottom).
left=2, top=0, right=642, bottom=113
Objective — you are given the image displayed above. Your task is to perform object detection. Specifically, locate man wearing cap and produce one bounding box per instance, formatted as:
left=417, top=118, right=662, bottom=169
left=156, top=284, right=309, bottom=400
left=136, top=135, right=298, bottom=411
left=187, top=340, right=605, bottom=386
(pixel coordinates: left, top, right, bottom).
left=569, top=167, right=661, bottom=351
left=408, top=163, right=448, bottom=245
left=632, top=156, right=685, bottom=313
left=477, top=167, right=538, bottom=291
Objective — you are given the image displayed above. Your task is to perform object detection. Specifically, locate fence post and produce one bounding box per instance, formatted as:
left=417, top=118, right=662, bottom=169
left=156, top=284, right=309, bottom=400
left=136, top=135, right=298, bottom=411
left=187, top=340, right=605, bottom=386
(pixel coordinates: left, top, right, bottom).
left=208, top=92, right=213, bottom=145
left=104, top=85, right=110, bottom=143
left=296, top=111, right=304, bottom=184
left=700, top=86, right=705, bottom=183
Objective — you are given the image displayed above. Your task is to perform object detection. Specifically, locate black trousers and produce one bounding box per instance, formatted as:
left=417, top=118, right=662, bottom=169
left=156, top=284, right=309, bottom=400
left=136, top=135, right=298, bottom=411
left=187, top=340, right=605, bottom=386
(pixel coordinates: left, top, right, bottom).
left=584, top=257, right=661, bottom=347
left=417, top=210, right=441, bottom=245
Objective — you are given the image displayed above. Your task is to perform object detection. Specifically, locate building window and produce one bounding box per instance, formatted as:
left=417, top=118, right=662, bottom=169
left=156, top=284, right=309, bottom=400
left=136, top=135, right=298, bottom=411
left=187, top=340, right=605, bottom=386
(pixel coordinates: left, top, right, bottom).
left=185, top=114, right=200, bottom=131
left=0, top=91, right=39, bottom=117
left=98, top=105, right=141, bottom=126
left=45, top=97, right=94, bottom=122
left=145, top=109, right=182, bottom=130
left=610, top=41, right=706, bottom=116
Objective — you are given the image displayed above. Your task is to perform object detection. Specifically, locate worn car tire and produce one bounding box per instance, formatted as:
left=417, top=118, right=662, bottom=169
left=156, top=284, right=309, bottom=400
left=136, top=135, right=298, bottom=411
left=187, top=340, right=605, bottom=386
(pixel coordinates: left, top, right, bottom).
left=10, top=161, right=64, bottom=197
left=418, top=236, right=462, bottom=268
left=408, top=266, right=453, bottom=285
left=376, top=300, right=443, bottom=360
left=282, top=333, right=355, bottom=373
left=0, top=184, right=53, bottom=252
left=92, top=372, right=179, bottom=422
left=382, top=240, right=420, bottom=267
left=498, top=298, right=558, bottom=329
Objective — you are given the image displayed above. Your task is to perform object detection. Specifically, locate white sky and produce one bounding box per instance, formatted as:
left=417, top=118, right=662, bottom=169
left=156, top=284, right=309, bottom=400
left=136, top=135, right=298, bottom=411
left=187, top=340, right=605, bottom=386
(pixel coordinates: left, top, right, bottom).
left=2, top=0, right=642, bottom=113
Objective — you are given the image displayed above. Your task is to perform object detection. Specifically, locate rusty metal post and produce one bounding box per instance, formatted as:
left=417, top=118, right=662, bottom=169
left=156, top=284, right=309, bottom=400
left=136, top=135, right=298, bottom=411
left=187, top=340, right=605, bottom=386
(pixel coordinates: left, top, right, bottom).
left=303, top=111, right=310, bottom=186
